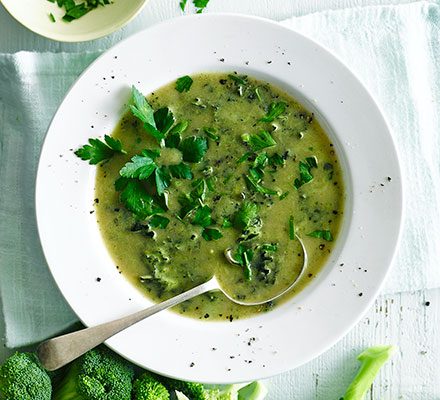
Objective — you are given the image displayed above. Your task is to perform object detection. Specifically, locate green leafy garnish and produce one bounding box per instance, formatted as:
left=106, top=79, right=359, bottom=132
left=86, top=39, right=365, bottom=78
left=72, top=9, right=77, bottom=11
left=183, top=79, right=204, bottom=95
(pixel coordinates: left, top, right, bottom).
left=119, top=150, right=158, bottom=180
left=261, top=243, right=278, bottom=252
left=233, top=244, right=253, bottom=280
left=179, top=0, right=187, bottom=11
left=260, top=101, right=287, bottom=122
left=237, top=152, right=253, bottom=164
left=279, top=191, right=290, bottom=200
left=192, top=205, right=212, bottom=227
left=221, top=218, right=233, bottom=228
left=169, top=163, right=193, bottom=179
left=169, top=120, right=189, bottom=135
left=50, top=0, right=112, bottom=22
left=179, top=136, right=208, bottom=163
left=234, top=202, right=259, bottom=231
left=308, top=230, right=333, bottom=241
left=289, top=216, right=295, bottom=240
left=154, top=108, right=175, bottom=135
left=294, top=159, right=317, bottom=189
left=175, top=75, right=193, bottom=92
left=342, top=346, right=396, bottom=400
left=193, top=0, right=209, bottom=13
left=165, top=132, right=181, bottom=149
left=154, top=166, right=171, bottom=196
left=129, top=86, right=164, bottom=143
left=74, top=135, right=126, bottom=165
left=204, top=127, right=220, bottom=141
left=118, top=180, right=163, bottom=219
left=245, top=174, right=278, bottom=196
left=202, top=228, right=223, bottom=241
left=149, top=215, right=170, bottom=229
left=269, top=153, right=285, bottom=167
left=242, top=131, right=276, bottom=152
left=228, top=74, right=248, bottom=85
left=49, top=12, right=56, bottom=22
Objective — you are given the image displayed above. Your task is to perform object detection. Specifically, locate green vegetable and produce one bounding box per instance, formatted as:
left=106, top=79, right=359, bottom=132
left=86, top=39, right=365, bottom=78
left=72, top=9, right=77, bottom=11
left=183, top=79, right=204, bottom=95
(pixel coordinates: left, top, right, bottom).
left=169, top=163, right=193, bottom=180
left=48, top=0, right=112, bottom=22
left=294, top=159, right=317, bottom=189
left=245, top=174, right=278, bottom=196
left=231, top=244, right=254, bottom=280
left=179, top=136, right=208, bottom=163
left=154, top=108, right=175, bottom=135
left=155, top=166, right=172, bottom=196
left=228, top=74, right=248, bottom=86
left=308, top=230, right=333, bottom=241
left=179, top=0, right=187, bottom=11
left=233, top=201, right=259, bottom=231
left=160, top=378, right=207, bottom=400
left=132, top=372, right=170, bottom=400
left=289, top=216, right=295, bottom=240
left=175, top=76, right=193, bottom=93
left=260, top=101, right=287, bottom=122
left=149, top=215, right=170, bottom=229
left=49, top=12, right=56, bottom=22
left=193, top=0, right=209, bottom=13
left=117, top=179, right=163, bottom=219
left=130, top=86, right=164, bottom=143
left=119, top=150, right=158, bottom=180
left=341, top=345, right=396, bottom=400
left=0, top=352, right=51, bottom=400
left=237, top=381, right=268, bottom=400
left=75, top=135, right=125, bottom=165
left=192, top=205, right=212, bottom=228
left=169, top=120, right=189, bottom=135
left=242, top=131, right=276, bottom=152
left=52, top=347, right=134, bottom=400
left=202, top=228, right=223, bottom=241
left=204, top=127, right=220, bottom=141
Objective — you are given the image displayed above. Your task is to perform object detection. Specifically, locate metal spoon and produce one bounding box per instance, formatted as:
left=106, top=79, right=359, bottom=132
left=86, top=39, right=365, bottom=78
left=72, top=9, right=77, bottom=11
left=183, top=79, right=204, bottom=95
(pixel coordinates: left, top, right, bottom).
left=37, top=235, right=307, bottom=371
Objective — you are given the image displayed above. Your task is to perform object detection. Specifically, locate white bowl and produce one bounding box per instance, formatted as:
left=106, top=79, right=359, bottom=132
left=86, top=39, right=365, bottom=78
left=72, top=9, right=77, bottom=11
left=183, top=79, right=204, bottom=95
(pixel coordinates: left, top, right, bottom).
left=1, top=0, right=148, bottom=42
left=36, top=14, right=403, bottom=383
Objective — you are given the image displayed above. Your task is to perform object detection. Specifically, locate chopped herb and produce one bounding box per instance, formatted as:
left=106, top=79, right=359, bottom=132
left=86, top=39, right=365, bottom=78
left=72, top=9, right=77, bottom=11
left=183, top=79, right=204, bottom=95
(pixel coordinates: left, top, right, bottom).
left=260, top=101, right=287, bottom=122
left=74, top=135, right=126, bottom=165
left=154, top=107, right=175, bottom=135
left=192, top=205, right=212, bottom=227
left=279, top=191, right=289, bottom=200
left=269, top=153, right=285, bottom=167
left=233, top=201, right=259, bottom=231
left=119, top=180, right=163, bottom=219
left=253, top=153, right=269, bottom=169
left=50, top=0, right=112, bottom=22
left=169, top=120, right=189, bottom=135
left=305, top=156, right=318, bottom=168
left=289, top=216, right=295, bottom=240
left=193, top=0, right=209, bottom=13
left=179, top=136, right=208, bottom=163
left=242, top=130, right=276, bottom=152
left=294, top=159, right=316, bottom=189
left=175, top=75, right=193, bottom=92
left=179, top=0, right=187, bottom=11
left=308, top=230, right=333, bottom=241
left=237, top=152, right=253, bottom=164
left=228, top=74, right=248, bottom=85
left=231, top=244, right=253, bottom=280
left=202, top=228, right=223, bottom=241
left=204, top=127, right=220, bottom=141
left=154, top=166, right=171, bottom=196
left=119, top=150, right=158, bottom=180
left=165, top=132, right=181, bottom=149
left=149, top=215, right=170, bottom=229
left=254, top=87, right=263, bottom=102
left=191, top=178, right=209, bottom=201
left=245, top=174, right=278, bottom=196
left=222, top=218, right=233, bottom=228
left=129, top=86, right=164, bottom=144
left=49, top=12, right=56, bottom=22
left=248, top=167, right=264, bottom=182
left=169, top=163, right=193, bottom=180
left=261, top=243, right=278, bottom=252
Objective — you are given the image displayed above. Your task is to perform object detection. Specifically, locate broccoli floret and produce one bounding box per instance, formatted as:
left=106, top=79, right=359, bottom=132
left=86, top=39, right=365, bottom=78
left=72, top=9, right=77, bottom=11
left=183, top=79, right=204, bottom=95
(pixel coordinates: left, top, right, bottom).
left=0, top=352, right=52, bottom=400
left=133, top=372, right=170, bottom=400
left=52, top=347, right=134, bottom=400
left=161, top=377, right=208, bottom=400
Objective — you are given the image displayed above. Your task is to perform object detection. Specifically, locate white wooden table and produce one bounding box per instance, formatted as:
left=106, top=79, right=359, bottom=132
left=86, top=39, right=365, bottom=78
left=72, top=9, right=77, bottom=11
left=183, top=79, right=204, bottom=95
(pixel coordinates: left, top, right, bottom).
left=1, top=0, right=438, bottom=398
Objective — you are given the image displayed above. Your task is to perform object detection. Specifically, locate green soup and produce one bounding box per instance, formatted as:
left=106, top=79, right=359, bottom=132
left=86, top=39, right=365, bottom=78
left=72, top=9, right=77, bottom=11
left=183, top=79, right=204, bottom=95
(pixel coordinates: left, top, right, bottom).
left=94, top=73, right=344, bottom=321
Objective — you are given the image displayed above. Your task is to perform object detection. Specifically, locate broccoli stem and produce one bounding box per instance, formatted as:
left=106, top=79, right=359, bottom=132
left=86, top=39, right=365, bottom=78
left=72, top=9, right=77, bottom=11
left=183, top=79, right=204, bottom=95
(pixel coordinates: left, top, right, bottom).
left=342, top=345, right=396, bottom=400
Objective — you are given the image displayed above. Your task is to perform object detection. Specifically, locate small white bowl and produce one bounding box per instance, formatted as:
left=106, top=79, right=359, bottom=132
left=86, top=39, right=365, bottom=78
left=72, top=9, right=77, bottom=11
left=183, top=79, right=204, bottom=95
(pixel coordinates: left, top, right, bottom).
left=1, top=0, right=148, bottom=42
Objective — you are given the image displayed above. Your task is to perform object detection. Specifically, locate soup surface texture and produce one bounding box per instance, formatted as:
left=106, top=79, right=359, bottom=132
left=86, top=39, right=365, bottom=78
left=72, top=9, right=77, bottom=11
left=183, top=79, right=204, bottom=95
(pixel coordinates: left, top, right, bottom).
left=94, top=73, right=344, bottom=321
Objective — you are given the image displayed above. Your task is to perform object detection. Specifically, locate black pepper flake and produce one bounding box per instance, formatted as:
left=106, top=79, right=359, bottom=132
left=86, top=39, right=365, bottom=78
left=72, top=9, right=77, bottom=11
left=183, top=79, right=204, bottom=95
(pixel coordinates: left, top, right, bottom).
left=245, top=61, right=249, bottom=65
left=212, top=347, right=217, bottom=351
left=229, top=315, right=234, bottom=322
left=358, top=292, right=363, bottom=297
left=287, top=61, right=291, bottom=65
left=114, top=208, right=120, bottom=212
left=425, top=301, right=431, bottom=306
left=387, top=176, right=392, bottom=182
left=89, top=210, right=94, bottom=214
left=204, top=313, right=210, bottom=319
left=94, top=198, right=99, bottom=204
left=227, top=368, right=231, bottom=371
left=319, top=244, right=325, bottom=250
left=340, top=263, right=344, bottom=266
left=219, top=58, right=225, bottom=62
left=380, top=183, right=385, bottom=187
left=96, top=277, right=101, bottom=282
left=219, top=79, right=227, bottom=85
left=308, top=273, right=313, bottom=278
left=189, top=362, right=195, bottom=367
left=267, top=61, right=272, bottom=64
left=229, top=355, right=235, bottom=359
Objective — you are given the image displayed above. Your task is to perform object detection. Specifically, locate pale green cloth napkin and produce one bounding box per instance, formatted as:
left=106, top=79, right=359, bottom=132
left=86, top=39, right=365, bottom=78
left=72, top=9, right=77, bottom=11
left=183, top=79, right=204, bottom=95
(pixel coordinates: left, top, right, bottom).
left=1, top=1, right=439, bottom=348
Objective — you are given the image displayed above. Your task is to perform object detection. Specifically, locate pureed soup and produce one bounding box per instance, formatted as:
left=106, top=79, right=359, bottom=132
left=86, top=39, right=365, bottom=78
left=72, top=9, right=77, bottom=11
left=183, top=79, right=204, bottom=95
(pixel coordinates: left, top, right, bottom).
left=89, top=73, right=344, bottom=321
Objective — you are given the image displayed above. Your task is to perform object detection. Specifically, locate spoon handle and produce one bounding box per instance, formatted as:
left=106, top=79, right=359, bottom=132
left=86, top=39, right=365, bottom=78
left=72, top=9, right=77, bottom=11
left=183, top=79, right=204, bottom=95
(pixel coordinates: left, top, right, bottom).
left=37, top=278, right=219, bottom=371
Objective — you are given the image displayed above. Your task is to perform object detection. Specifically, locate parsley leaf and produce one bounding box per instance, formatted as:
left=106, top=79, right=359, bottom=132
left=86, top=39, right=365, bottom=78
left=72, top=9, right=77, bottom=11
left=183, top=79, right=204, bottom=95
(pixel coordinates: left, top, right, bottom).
left=232, top=244, right=253, bottom=280
left=75, top=135, right=126, bottom=165
left=260, top=101, right=287, bottom=122
left=169, top=163, right=193, bottom=180
left=175, top=75, right=193, bottom=92
left=202, top=228, right=223, bottom=241
left=129, top=86, right=164, bottom=143
left=119, top=180, right=163, bottom=219
left=228, top=74, right=248, bottom=85
left=154, top=107, right=175, bottom=134
left=179, top=0, right=187, bottom=11
left=245, top=174, right=278, bottom=196
left=289, top=216, right=295, bottom=240
left=204, top=127, right=220, bottom=141
left=192, top=205, right=212, bottom=227
left=119, top=150, right=157, bottom=180
left=294, top=158, right=317, bottom=189
left=155, top=166, right=171, bottom=196
left=222, top=217, right=233, bottom=228
left=149, top=215, right=170, bottom=229
left=233, top=202, right=259, bottom=231
left=308, top=230, right=333, bottom=241
left=179, top=136, right=208, bottom=163
left=169, top=120, right=189, bottom=135
left=193, top=0, right=209, bottom=13
left=165, top=132, right=181, bottom=149
left=242, top=130, right=276, bottom=152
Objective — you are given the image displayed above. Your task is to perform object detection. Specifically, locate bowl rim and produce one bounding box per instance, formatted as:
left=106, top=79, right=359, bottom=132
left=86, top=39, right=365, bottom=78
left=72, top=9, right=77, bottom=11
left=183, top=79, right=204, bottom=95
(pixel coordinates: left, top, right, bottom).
left=35, top=13, right=403, bottom=383
left=0, top=0, right=150, bottom=43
